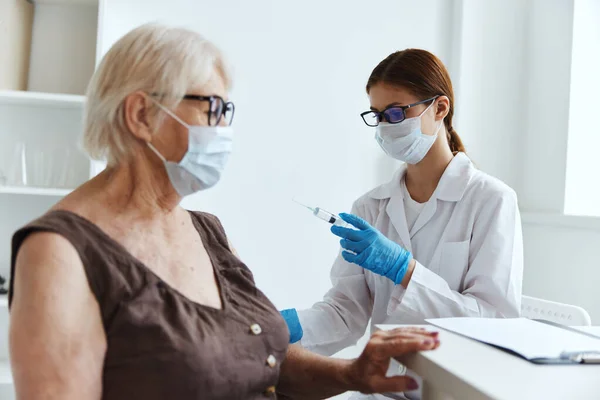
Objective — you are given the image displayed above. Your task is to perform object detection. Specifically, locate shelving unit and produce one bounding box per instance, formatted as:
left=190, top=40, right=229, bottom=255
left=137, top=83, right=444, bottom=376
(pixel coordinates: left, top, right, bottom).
left=0, top=90, right=85, bottom=108
left=0, top=0, right=106, bottom=277
left=33, top=0, right=98, bottom=4
left=0, top=1, right=107, bottom=393
left=0, top=186, right=72, bottom=196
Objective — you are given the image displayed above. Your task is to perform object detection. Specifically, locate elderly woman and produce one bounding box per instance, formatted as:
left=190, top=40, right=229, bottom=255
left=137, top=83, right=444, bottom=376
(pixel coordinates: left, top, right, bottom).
left=8, top=24, right=439, bottom=400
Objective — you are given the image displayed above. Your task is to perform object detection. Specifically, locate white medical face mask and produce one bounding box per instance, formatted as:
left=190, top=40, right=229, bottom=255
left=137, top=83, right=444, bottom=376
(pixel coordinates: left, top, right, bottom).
left=375, top=101, right=443, bottom=164
left=148, top=103, right=233, bottom=197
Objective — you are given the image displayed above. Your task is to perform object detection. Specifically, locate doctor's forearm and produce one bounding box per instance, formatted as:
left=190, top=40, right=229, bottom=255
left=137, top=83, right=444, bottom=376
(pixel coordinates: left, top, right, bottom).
left=400, top=259, right=416, bottom=288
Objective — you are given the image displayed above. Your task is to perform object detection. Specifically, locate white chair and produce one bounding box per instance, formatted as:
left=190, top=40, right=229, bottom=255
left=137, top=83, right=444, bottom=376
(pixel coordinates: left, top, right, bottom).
left=521, top=295, right=592, bottom=326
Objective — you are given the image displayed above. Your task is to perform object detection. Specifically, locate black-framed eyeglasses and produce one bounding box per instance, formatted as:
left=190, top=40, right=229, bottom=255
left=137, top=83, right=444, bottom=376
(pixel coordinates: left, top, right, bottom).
left=360, top=95, right=439, bottom=127
left=183, top=94, right=235, bottom=126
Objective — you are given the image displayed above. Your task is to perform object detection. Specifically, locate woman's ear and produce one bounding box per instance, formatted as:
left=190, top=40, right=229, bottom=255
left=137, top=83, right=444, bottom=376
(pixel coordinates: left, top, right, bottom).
left=435, top=96, right=450, bottom=121
left=124, top=91, right=155, bottom=142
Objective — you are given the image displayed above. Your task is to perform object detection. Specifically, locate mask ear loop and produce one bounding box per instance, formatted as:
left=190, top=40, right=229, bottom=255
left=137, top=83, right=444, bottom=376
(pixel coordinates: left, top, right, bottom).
left=421, top=97, right=444, bottom=136
left=417, top=96, right=439, bottom=118
left=146, top=95, right=193, bottom=128
left=145, top=95, right=191, bottom=163
left=433, top=96, right=449, bottom=136
left=433, top=119, right=444, bottom=136
left=147, top=142, right=167, bottom=162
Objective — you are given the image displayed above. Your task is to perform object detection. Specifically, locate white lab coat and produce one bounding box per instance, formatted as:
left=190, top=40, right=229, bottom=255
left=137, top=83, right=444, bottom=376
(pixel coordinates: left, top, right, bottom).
left=298, top=152, right=523, bottom=355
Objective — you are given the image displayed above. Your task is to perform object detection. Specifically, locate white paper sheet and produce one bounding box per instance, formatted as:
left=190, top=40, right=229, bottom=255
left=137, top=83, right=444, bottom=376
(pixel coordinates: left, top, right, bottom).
left=425, top=317, right=600, bottom=360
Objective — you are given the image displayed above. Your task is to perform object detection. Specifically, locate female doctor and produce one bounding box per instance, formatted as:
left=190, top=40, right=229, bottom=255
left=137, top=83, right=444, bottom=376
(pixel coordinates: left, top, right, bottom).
left=282, top=48, right=523, bottom=356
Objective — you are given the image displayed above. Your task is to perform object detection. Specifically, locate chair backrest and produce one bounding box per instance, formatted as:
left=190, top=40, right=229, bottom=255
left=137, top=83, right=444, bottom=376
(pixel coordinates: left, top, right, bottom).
left=521, top=295, right=592, bottom=326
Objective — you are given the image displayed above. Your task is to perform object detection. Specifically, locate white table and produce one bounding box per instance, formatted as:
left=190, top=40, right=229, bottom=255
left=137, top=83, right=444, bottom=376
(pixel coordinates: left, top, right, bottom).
left=380, top=324, right=600, bottom=400
left=575, top=326, right=600, bottom=336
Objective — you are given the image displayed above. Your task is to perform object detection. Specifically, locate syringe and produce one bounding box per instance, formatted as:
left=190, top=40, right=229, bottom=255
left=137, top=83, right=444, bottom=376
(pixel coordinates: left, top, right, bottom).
left=293, top=199, right=354, bottom=229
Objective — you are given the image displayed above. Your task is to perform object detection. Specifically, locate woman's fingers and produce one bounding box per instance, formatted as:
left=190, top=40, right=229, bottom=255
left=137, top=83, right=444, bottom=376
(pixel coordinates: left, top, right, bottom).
left=364, top=375, right=420, bottom=394
left=378, top=327, right=439, bottom=339
left=375, top=337, right=439, bottom=358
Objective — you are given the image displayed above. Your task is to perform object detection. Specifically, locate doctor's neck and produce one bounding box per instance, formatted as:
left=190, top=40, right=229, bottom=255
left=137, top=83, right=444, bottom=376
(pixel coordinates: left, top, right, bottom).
left=405, top=130, right=454, bottom=202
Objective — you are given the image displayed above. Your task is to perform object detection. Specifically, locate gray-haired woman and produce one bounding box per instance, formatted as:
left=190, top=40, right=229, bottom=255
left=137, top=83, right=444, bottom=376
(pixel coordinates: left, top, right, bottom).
left=8, top=23, right=439, bottom=400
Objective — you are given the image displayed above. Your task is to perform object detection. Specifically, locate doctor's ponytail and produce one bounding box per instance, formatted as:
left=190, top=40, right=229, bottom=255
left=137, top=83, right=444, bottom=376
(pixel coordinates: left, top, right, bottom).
left=366, top=49, right=466, bottom=155
left=447, top=126, right=465, bottom=155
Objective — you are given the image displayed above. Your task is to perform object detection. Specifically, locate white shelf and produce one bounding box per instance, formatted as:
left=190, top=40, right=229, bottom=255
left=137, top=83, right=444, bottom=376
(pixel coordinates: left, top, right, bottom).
left=521, top=211, right=600, bottom=231
left=0, top=186, right=72, bottom=196
left=31, top=0, right=98, bottom=5
left=0, top=91, right=84, bottom=109
left=0, top=361, right=12, bottom=386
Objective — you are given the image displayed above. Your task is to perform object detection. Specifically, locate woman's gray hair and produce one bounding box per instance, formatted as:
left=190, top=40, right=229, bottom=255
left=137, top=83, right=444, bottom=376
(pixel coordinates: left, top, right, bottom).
left=83, top=23, right=231, bottom=165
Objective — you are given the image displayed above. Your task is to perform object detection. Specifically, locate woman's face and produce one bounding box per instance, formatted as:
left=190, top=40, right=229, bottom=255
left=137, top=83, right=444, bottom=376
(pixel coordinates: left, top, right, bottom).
left=368, top=83, right=440, bottom=136
left=151, top=68, right=229, bottom=163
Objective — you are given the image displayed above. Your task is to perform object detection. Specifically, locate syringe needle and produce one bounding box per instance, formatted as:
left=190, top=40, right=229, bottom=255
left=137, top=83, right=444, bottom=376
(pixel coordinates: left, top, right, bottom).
left=292, top=198, right=315, bottom=212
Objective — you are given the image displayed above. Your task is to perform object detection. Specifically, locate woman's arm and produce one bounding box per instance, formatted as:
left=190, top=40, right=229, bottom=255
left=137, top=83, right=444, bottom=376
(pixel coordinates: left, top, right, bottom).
left=10, top=232, right=106, bottom=400
left=277, top=328, right=439, bottom=399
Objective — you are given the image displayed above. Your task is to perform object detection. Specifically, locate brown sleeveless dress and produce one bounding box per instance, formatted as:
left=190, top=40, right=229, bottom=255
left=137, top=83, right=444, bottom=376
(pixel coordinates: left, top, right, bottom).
left=9, top=210, right=289, bottom=399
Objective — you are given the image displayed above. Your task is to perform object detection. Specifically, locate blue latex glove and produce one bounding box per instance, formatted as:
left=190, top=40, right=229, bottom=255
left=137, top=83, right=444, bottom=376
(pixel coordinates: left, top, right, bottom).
left=280, top=308, right=303, bottom=344
left=331, top=213, right=413, bottom=285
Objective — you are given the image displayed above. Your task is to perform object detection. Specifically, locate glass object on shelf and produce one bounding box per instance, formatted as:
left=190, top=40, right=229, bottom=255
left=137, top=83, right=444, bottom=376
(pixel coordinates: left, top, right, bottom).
left=29, top=146, right=49, bottom=188
left=55, top=147, right=77, bottom=189
left=0, top=275, right=7, bottom=295
left=28, top=145, right=77, bottom=189
left=1, top=142, right=28, bottom=187
left=0, top=146, right=8, bottom=186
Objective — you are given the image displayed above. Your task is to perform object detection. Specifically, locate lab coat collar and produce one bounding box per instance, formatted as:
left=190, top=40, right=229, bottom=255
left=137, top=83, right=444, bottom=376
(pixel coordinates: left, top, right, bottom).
left=367, top=152, right=473, bottom=203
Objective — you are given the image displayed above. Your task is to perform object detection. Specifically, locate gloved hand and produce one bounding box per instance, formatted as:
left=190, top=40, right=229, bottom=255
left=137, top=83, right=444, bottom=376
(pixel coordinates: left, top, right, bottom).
left=280, top=308, right=303, bottom=344
left=331, top=213, right=412, bottom=285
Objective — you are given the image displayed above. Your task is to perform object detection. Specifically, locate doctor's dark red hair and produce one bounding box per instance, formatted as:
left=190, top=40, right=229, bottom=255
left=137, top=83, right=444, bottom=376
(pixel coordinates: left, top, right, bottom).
left=366, top=49, right=466, bottom=155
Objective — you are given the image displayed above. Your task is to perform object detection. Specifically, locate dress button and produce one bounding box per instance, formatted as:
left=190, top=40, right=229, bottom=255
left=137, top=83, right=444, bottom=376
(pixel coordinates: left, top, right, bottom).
left=250, top=323, right=262, bottom=335
left=266, top=354, right=277, bottom=368
left=264, top=385, right=276, bottom=396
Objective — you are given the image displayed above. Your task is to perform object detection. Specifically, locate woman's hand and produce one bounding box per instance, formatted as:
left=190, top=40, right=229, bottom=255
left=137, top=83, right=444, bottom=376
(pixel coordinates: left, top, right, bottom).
left=331, top=213, right=413, bottom=285
left=276, top=327, right=439, bottom=399
left=345, top=327, right=439, bottom=394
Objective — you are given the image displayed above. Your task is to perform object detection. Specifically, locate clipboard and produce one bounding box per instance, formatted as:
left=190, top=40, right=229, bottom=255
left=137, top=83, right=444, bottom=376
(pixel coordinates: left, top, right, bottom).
left=425, top=317, right=600, bottom=365
left=533, top=320, right=600, bottom=364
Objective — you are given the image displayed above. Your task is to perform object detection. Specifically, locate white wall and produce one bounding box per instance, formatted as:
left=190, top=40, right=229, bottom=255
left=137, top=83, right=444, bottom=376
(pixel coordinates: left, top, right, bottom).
left=565, top=0, right=600, bottom=217
left=521, top=0, right=574, bottom=213
left=451, top=0, right=531, bottom=191
left=522, top=217, right=600, bottom=322
left=99, top=0, right=455, bottom=310
left=451, top=0, right=577, bottom=213
left=459, top=0, right=600, bottom=323
left=518, top=0, right=600, bottom=324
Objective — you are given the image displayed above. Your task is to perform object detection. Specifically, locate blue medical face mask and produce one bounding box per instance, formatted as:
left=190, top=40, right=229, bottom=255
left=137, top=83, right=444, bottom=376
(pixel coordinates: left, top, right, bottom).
left=148, top=103, right=233, bottom=197
left=375, top=100, right=443, bottom=164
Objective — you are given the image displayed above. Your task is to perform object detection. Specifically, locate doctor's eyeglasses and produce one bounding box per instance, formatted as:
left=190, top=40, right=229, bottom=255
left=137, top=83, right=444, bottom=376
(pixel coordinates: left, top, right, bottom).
left=360, top=96, right=438, bottom=127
